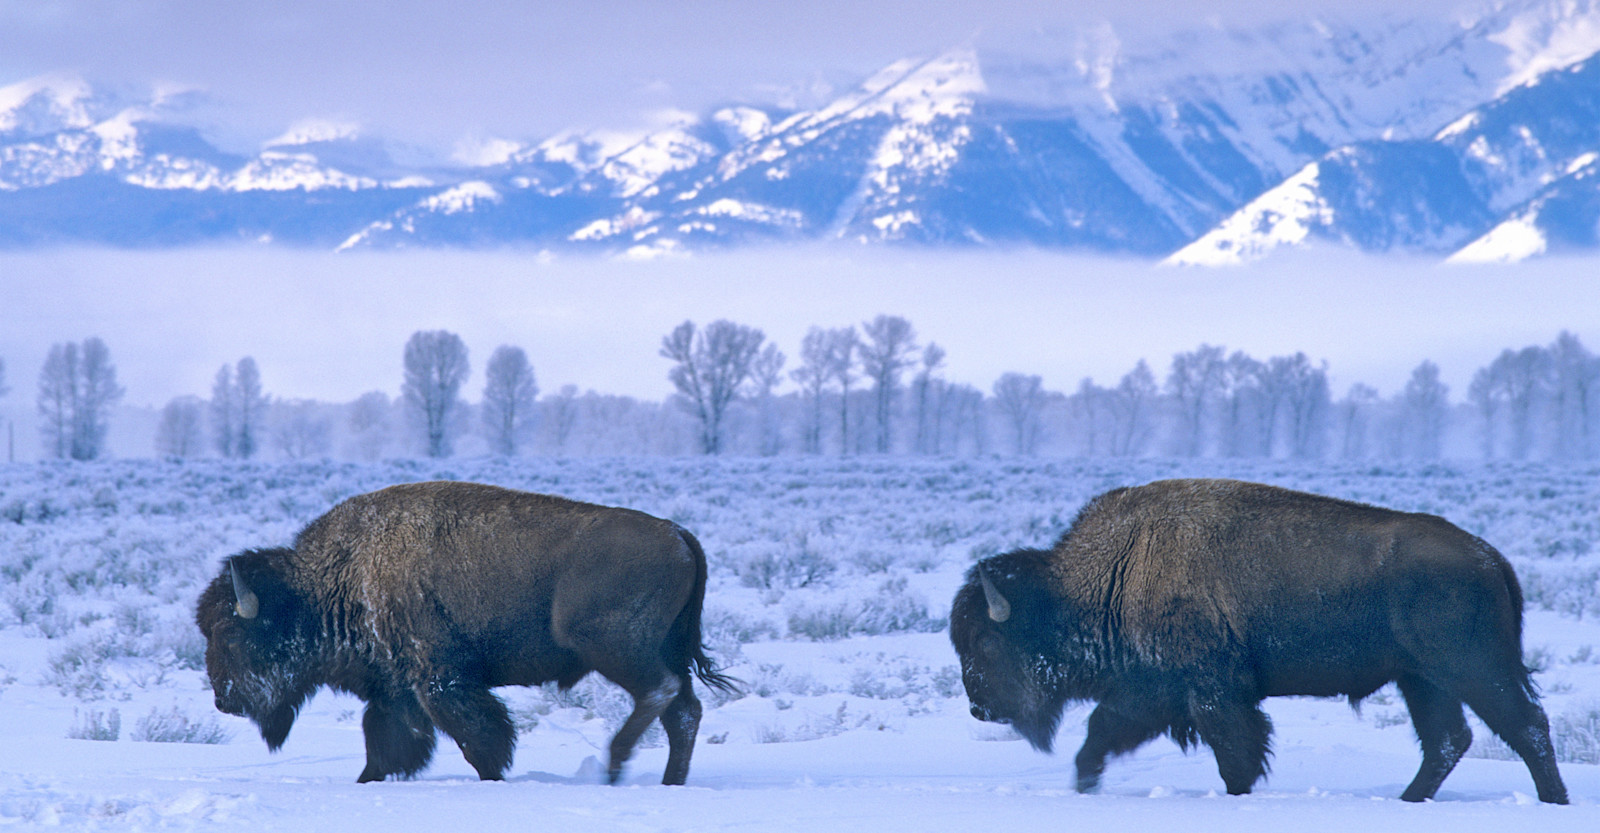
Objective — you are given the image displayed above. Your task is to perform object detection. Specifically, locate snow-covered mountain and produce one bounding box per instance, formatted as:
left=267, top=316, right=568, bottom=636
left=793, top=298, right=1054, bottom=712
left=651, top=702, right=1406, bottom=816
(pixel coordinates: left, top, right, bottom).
left=1170, top=1, right=1600, bottom=264
left=9, top=0, right=1600, bottom=260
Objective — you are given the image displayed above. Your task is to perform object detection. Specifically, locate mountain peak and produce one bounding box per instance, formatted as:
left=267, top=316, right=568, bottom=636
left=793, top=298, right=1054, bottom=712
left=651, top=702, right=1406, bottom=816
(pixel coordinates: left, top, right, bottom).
left=265, top=119, right=362, bottom=148
left=0, top=74, right=99, bottom=137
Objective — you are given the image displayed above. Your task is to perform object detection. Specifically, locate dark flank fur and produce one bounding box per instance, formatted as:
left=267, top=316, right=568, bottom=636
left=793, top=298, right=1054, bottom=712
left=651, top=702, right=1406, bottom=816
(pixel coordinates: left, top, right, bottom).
left=950, top=478, right=1569, bottom=804
left=197, top=481, right=731, bottom=787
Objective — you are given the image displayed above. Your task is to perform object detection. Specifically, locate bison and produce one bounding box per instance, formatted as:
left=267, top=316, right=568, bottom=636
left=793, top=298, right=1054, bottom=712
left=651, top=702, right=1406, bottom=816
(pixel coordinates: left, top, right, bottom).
left=950, top=478, right=1568, bottom=803
left=196, top=481, right=736, bottom=785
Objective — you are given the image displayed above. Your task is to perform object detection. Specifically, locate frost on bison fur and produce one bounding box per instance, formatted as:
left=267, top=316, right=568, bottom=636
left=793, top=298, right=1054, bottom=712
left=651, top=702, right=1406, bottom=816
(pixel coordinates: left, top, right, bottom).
left=196, top=481, right=736, bottom=785
left=950, top=478, right=1568, bottom=804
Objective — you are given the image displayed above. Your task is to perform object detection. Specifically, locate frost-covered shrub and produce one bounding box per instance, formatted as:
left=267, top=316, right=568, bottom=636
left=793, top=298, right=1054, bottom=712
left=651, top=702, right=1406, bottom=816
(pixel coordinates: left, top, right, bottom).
left=1552, top=703, right=1600, bottom=765
left=67, top=708, right=121, bottom=741
left=747, top=663, right=829, bottom=698
left=44, top=634, right=117, bottom=699
left=130, top=706, right=231, bottom=744
left=1521, top=566, right=1600, bottom=618
left=752, top=702, right=856, bottom=744
left=702, top=608, right=781, bottom=650
left=787, top=578, right=946, bottom=641
left=43, top=614, right=201, bottom=699
left=848, top=661, right=964, bottom=701
left=734, top=530, right=836, bottom=590
left=3, top=576, right=60, bottom=627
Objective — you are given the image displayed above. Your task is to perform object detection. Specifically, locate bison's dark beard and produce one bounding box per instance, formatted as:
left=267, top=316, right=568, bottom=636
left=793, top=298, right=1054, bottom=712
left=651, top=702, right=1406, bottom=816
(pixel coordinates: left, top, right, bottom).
left=248, top=683, right=314, bottom=752
left=258, top=701, right=299, bottom=751
left=1013, top=705, right=1063, bottom=753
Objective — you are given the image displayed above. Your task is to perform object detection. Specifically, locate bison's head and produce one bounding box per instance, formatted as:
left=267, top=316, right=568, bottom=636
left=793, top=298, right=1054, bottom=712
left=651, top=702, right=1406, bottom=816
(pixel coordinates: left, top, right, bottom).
left=195, top=548, right=320, bottom=751
left=950, top=549, right=1071, bottom=752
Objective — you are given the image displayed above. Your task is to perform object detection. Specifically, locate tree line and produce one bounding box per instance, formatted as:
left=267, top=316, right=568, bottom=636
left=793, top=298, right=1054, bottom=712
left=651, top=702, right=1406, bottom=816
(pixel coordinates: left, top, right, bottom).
left=5, top=324, right=1599, bottom=463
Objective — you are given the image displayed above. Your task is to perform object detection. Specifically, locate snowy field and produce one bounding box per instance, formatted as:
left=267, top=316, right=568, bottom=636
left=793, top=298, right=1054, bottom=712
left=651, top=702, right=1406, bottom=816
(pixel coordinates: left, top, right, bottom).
left=1, top=457, right=1598, bottom=830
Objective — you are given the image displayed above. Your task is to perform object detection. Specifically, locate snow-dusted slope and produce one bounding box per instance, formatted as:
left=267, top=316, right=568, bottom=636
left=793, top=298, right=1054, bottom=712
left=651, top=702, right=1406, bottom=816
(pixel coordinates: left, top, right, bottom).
left=10, top=0, right=1600, bottom=256
left=1174, top=31, right=1600, bottom=265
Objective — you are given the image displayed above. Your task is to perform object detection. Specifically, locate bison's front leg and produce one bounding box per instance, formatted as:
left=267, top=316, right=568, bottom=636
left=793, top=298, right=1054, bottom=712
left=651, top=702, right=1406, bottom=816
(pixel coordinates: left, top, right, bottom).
left=419, top=677, right=516, bottom=781
left=1073, top=702, right=1166, bottom=793
left=1185, top=688, right=1272, bottom=796
left=358, top=694, right=437, bottom=783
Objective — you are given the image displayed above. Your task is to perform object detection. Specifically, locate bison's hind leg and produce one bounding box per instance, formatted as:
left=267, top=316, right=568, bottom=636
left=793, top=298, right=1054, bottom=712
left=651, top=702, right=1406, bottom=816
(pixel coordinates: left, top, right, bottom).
left=418, top=677, right=516, bottom=781
left=1186, top=689, right=1273, bottom=796
left=1456, top=673, right=1569, bottom=804
left=358, top=695, right=438, bottom=783
left=660, top=671, right=702, bottom=786
left=1396, top=675, right=1472, bottom=802
left=605, top=669, right=681, bottom=785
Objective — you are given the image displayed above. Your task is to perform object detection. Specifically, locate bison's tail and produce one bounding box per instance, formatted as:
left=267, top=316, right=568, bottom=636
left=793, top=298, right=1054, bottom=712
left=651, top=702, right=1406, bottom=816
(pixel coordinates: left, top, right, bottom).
left=1492, top=544, right=1542, bottom=698
left=668, top=527, right=741, bottom=695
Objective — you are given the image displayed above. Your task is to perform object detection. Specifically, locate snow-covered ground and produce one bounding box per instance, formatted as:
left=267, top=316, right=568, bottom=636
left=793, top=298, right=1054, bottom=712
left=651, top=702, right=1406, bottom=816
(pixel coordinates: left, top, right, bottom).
left=1, top=457, right=1597, bottom=829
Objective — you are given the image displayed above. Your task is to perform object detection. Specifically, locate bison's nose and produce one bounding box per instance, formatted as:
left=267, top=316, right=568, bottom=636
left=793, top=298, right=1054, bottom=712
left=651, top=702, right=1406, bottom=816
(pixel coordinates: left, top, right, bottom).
left=970, top=704, right=993, bottom=722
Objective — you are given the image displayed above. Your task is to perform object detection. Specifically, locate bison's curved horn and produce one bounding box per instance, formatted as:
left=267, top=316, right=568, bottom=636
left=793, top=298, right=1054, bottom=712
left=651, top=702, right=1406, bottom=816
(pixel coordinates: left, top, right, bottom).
left=231, top=560, right=260, bottom=619
left=979, top=566, right=1011, bottom=623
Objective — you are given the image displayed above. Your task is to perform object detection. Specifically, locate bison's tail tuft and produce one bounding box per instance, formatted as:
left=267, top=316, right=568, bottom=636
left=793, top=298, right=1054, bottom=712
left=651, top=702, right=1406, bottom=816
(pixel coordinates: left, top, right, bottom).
left=670, top=527, right=743, bottom=695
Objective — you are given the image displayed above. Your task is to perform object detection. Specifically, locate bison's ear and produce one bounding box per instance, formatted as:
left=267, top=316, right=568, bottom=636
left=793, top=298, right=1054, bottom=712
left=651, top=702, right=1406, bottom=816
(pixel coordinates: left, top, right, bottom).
left=979, top=565, right=1011, bottom=623
left=231, top=558, right=260, bottom=619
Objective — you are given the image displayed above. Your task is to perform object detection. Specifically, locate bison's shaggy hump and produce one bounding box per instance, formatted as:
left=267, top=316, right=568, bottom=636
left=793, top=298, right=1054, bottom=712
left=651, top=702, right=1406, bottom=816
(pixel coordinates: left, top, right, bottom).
left=197, top=480, right=735, bottom=786
left=951, top=478, right=1568, bottom=804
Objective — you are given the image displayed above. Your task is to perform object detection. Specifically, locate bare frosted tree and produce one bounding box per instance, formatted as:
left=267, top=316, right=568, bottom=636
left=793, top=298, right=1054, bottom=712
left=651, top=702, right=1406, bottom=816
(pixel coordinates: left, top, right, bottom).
left=37, top=338, right=123, bottom=461
left=272, top=399, right=333, bottom=460
left=1492, top=347, right=1548, bottom=460
left=1107, top=360, right=1157, bottom=457
left=1220, top=352, right=1264, bottom=457
left=1336, top=383, right=1379, bottom=460
left=548, top=384, right=580, bottom=454
left=911, top=343, right=946, bottom=455
left=481, top=345, right=539, bottom=457
left=751, top=342, right=786, bottom=456
left=1468, top=359, right=1509, bottom=459
left=210, top=358, right=267, bottom=459
left=825, top=326, right=859, bottom=454
left=37, top=343, right=76, bottom=459
left=943, top=383, right=987, bottom=456
left=347, top=391, right=392, bottom=461
left=75, top=338, right=122, bottom=460
left=402, top=330, right=470, bottom=458
left=1256, top=355, right=1301, bottom=457
left=1068, top=378, right=1105, bottom=456
left=790, top=327, right=831, bottom=454
left=660, top=319, right=765, bottom=455
left=1549, top=331, right=1598, bottom=459
left=155, top=396, right=205, bottom=457
left=235, top=357, right=265, bottom=460
left=1402, top=360, right=1449, bottom=460
left=1166, top=344, right=1226, bottom=457
left=992, top=372, right=1046, bottom=455
left=210, top=364, right=235, bottom=458
left=1280, top=353, right=1331, bottom=459
left=859, top=315, right=917, bottom=453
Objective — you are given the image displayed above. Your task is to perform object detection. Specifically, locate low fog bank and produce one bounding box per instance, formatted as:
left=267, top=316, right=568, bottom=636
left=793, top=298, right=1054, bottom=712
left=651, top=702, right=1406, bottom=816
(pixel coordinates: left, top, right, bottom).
left=0, top=244, right=1594, bottom=461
